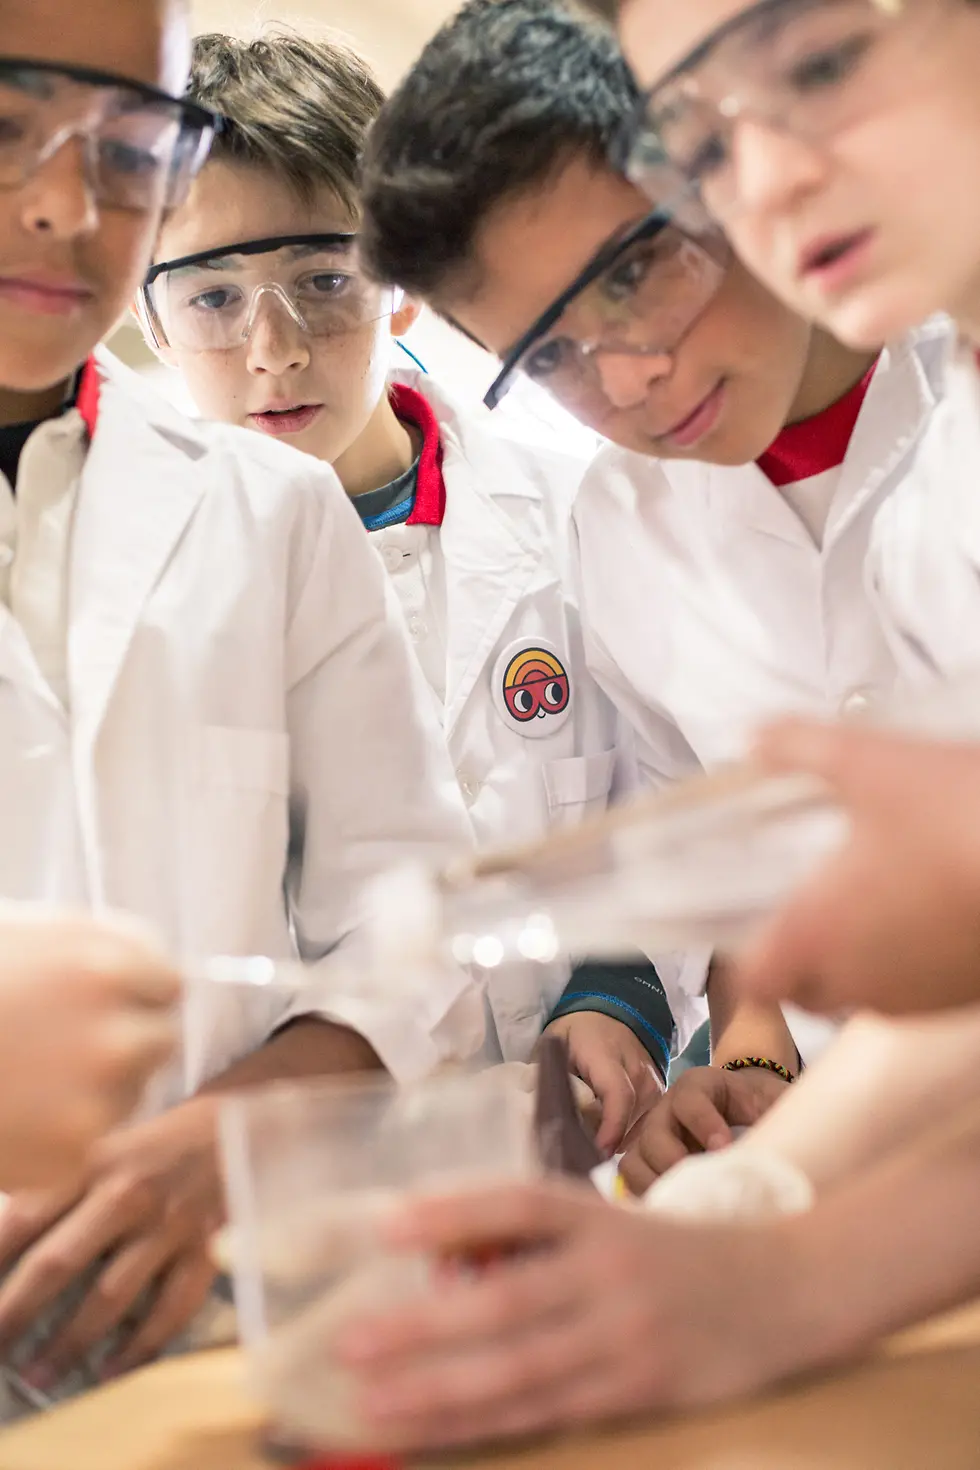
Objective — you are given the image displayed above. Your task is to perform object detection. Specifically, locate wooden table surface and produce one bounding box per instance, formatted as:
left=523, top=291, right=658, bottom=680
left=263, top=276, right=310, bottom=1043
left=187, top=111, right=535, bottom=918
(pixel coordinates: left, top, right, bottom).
left=1, top=1304, right=979, bottom=1470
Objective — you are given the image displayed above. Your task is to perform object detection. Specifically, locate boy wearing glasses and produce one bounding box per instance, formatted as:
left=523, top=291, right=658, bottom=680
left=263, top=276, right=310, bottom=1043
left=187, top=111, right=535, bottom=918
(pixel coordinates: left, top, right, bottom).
left=586, top=0, right=980, bottom=1021
left=360, top=0, right=951, bottom=1188
left=0, top=0, right=484, bottom=1412
left=141, top=32, right=693, bottom=1157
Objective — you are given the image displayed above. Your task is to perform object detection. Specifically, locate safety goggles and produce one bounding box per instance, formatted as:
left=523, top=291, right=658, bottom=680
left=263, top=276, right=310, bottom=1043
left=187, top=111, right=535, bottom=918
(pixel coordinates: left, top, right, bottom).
left=139, top=233, right=401, bottom=352
left=0, top=57, right=218, bottom=213
left=483, top=203, right=730, bottom=415
left=619, top=0, right=946, bottom=218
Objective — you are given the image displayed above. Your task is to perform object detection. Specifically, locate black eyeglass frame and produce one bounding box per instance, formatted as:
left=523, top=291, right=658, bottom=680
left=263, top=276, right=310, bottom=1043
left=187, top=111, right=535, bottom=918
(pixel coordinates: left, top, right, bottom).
left=483, top=205, right=675, bottom=411
left=0, top=55, right=220, bottom=135
left=144, top=232, right=357, bottom=287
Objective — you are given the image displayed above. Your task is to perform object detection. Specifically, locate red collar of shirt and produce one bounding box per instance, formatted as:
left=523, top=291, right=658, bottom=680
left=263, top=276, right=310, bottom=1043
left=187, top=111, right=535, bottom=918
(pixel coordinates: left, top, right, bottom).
left=76, top=356, right=101, bottom=440
left=389, top=382, right=446, bottom=528
left=756, top=359, right=878, bottom=488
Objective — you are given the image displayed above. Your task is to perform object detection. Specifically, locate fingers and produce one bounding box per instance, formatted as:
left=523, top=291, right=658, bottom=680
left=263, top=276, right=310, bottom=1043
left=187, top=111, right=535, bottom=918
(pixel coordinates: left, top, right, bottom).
left=0, top=1183, right=134, bottom=1350
left=27, top=1236, right=169, bottom=1379
left=354, top=1304, right=604, bottom=1452
left=753, top=720, right=955, bottom=816
left=661, top=1083, right=732, bottom=1154
left=618, top=1071, right=737, bottom=1196
left=619, top=1107, right=690, bottom=1196
left=385, top=1180, right=595, bottom=1257
left=105, top=1252, right=216, bottom=1376
left=344, top=1237, right=588, bottom=1364
left=579, top=1053, right=636, bottom=1157
left=0, top=1184, right=83, bottom=1271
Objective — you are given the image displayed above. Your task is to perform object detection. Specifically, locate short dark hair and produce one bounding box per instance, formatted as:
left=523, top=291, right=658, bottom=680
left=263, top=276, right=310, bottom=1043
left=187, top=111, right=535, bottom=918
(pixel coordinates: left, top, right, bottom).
left=187, top=31, right=386, bottom=218
left=359, top=0, right=640, bottom=296
left=574, top=0, right=619, bottom=17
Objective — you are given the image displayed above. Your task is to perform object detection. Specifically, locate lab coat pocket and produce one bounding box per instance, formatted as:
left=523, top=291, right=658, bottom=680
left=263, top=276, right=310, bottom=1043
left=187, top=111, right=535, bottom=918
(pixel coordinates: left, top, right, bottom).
left=542, top=748, right=617, bottom=827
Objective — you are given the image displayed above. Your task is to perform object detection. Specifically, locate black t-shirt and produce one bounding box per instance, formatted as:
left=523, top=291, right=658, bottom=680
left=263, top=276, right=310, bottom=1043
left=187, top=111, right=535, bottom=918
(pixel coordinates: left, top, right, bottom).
left=351, top=455, right=420, bottom=529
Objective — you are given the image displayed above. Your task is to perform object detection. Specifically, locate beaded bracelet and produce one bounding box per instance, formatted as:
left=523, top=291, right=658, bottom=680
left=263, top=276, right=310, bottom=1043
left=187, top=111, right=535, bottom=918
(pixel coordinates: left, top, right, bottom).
left=721, top=1056, right=795, bottom=1084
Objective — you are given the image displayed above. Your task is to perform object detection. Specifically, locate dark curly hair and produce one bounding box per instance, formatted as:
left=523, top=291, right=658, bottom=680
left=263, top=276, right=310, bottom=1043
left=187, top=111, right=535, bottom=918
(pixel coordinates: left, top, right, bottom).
left=359, top=0, right=639, bottom=294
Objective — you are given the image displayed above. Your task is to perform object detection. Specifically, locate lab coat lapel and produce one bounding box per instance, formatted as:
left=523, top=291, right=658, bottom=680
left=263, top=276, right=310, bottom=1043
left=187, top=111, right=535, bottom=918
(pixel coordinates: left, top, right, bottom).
left=68, top=356, right=207, bottom=748
left=825, top=325, right=947, bottom=550
left=438, top=430, right=540, bottom=740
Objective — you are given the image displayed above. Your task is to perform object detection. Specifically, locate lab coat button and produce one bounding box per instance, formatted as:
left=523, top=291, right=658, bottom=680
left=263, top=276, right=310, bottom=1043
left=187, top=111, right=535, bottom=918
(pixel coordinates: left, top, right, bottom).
left=0, top=545, right=12, bottom=569
left=840, top=687, right=875, bottom=718
left=382, top=544, right=406, bottom=572
left=407, top=616, right=428, bottom=641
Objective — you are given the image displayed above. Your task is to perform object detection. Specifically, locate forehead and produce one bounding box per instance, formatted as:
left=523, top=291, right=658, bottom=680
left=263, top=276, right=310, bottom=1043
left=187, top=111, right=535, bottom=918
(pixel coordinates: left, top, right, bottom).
left=156, top=160, right=353, bottom=265
left=443, top=158, right=651, bottom=356
left=0, top=0, right=190, bottom=94
left=618, top=0, right=751, bottom=88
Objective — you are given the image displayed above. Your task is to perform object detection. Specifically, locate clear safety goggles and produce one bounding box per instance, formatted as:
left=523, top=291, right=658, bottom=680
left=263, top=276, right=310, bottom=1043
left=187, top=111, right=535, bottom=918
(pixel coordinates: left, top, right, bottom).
left=483, top=204, right=730, bottom=415
left=0, top=56, right=218, bottom=213
left=618, top=0, right=947, bottom=219
left=138, top=232, right=402, bottom=353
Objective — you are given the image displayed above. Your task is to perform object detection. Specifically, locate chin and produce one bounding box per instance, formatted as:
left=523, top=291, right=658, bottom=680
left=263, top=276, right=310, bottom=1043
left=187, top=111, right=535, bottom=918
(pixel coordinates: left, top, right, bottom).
left=814, top=277, right=943, bottom=351
left=0, top=341, right=92, bottom=394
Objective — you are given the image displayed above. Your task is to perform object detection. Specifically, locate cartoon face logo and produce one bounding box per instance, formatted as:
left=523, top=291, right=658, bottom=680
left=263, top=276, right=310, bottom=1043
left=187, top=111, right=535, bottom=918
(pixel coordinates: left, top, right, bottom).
left=502, top=647, right=570, bottom=724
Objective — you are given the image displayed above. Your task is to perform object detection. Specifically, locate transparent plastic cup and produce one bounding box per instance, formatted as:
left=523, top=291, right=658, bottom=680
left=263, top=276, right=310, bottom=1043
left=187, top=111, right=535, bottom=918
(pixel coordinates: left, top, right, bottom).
left=219, top=1069, right=535, bottom=1452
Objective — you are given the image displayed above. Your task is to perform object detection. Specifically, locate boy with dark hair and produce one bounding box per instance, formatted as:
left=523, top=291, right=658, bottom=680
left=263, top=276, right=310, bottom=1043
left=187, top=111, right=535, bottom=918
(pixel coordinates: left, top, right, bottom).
left=141, top=29, right=694, bottom=1156
left=359, top=0, right=951, bottom=1186
left=0, top=0, right=479, bottom=1411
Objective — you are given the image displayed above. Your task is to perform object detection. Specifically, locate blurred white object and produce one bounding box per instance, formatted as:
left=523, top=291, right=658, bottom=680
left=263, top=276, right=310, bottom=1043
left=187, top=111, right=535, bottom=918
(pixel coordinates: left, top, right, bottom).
left=642, top=1149, right=815, bottom=1222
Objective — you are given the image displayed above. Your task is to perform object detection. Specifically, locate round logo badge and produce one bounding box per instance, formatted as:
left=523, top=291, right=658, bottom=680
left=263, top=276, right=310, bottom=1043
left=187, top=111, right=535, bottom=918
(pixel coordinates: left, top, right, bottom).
left=492, top=639, right=572, bottom=739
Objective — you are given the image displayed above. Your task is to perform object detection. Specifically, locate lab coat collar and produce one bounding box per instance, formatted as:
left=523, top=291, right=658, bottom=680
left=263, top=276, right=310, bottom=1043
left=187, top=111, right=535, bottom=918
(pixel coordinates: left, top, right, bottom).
left=68, top=349, right=208, bottom=745
left=699, top=317, right=952, bottom=550
left=390, top=367, right=544, bottom=736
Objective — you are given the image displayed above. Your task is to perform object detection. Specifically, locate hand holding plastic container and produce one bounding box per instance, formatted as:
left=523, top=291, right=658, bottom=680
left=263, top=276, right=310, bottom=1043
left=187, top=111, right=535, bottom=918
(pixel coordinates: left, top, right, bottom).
left=218, top=1070, right=535, bottom=1453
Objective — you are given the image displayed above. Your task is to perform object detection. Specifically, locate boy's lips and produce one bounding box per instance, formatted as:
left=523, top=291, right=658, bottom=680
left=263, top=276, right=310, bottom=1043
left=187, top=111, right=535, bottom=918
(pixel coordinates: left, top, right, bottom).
left=798, top=229, right=875, bottom=294
left=0, top=272, right=94, bottom=316
left=248, top=404, right=324, bottom=436
left=656, top=379, right=726, bottom=451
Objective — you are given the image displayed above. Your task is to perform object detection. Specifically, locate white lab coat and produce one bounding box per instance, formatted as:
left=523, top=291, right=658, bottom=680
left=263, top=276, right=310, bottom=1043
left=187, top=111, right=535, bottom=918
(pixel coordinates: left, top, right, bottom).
left=370, top=368, right=706, bottom=1058
left=867, top=335, right=980, bottom=682
left=0, top=350, right=479, bottom=1100
left=571, top=318, right=952, bottom=1060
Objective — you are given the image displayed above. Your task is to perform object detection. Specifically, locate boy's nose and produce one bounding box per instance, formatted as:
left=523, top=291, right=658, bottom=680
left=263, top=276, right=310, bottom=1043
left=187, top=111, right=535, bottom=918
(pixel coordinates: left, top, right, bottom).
left=729, top=115, right=830, bottom=217
left=19, top=135, right=99, bottom=239
left=245, top=296, right=311, bottom=375
left=594, top=347, right=673, bottom=411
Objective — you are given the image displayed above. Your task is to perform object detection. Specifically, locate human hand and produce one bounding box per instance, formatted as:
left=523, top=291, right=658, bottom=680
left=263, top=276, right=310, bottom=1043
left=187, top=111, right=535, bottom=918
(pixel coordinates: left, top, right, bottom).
left=0, top=909, right=179, bottom=1189
left=337, top=1179, right=800, bottom=1450
left=619, top=1064, right=790, bottom=1196
left=737, top=722, right=980, bottom=1016
left=0, top=1098, right=221, bottom=1388
left=541, top=1012, right=664, bottom=1156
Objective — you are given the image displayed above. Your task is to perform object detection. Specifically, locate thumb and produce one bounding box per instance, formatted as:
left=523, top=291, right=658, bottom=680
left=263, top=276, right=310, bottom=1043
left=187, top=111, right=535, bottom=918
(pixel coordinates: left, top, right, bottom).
left=752, top=718, right=914, bottom=813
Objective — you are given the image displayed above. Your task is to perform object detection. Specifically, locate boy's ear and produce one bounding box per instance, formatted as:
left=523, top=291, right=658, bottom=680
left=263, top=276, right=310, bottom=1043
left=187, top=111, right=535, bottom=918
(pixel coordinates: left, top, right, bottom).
left=129, top=297, right=178, bottom=369
left=389, top=293, right=423, bottom=339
